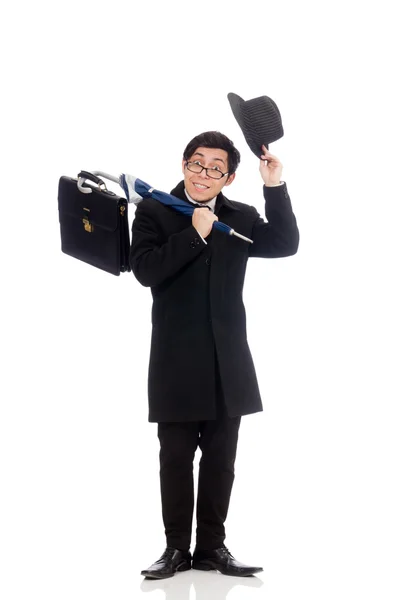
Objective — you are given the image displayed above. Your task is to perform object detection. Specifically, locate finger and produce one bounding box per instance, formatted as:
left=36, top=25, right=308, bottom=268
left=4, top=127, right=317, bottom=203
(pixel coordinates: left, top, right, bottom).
left=262, top=151, right=277, bottom=159
left=261, top=146, right=276, bottom=156
left=261, top=154, right=279, bottom=163
left=261, top=145, right=275, bottom=155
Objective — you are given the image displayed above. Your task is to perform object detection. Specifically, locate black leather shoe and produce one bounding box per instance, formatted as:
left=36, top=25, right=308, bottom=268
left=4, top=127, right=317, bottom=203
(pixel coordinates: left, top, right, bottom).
left=141, top=547, right=192, bottom=579
left=192, top=545, right=263, bottom=577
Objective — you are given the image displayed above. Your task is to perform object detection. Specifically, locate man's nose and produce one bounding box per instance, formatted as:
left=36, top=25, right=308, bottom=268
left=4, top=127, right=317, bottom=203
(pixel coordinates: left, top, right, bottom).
left=199, top=167, right=210, bottom=179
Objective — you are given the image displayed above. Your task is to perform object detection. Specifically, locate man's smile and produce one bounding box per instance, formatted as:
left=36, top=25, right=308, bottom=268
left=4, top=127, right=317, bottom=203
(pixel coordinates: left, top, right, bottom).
left=193, top=182, right=210, bottom=191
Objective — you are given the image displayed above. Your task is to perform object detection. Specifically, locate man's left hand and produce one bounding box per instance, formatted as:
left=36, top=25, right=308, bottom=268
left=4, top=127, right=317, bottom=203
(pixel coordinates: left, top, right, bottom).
left=259, top=144, right=283, bottom=185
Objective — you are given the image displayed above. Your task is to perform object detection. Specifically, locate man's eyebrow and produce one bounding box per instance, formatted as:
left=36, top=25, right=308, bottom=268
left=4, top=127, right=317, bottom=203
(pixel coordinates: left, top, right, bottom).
left=192, top=152, right=226, bottom=166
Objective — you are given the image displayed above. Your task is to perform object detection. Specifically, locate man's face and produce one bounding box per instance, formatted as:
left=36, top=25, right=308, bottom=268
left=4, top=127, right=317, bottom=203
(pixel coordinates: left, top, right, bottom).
left=182, top=146, right=235, bottom=202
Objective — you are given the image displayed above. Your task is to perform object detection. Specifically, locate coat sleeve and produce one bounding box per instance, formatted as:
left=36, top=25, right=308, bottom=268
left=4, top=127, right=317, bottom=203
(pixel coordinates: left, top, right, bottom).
left=248, top=182, right=300, bottom=258
left=129, top=200, right=206, bottom=287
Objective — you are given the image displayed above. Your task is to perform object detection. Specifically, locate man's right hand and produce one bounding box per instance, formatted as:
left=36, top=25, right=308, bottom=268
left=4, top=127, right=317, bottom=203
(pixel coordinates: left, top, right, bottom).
left=192, top=207, right=219, bottom=239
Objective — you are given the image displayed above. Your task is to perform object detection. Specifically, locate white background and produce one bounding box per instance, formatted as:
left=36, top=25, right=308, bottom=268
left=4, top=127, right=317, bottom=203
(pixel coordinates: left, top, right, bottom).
left=1, top=1, right=396, bottom=598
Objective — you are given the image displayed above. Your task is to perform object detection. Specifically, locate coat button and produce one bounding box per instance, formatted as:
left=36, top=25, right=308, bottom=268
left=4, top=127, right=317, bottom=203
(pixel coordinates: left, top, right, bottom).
left=205, top=258, right=211, bottom=266
left=194, top=238, right=200, bottom=244
left=190, top=241, right=196, bottom=248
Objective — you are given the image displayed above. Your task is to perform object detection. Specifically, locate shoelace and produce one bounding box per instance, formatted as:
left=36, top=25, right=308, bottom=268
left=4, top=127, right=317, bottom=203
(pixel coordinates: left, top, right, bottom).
left=153, top=547, right=176, bottom=564
left=219, top=545, right=235, bottom=559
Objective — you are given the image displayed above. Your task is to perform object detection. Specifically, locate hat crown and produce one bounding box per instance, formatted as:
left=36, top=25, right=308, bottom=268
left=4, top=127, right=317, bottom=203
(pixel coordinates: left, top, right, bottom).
left=227, top=92, right=284, bottom=158
left=242, top=95, right=281, bottom=121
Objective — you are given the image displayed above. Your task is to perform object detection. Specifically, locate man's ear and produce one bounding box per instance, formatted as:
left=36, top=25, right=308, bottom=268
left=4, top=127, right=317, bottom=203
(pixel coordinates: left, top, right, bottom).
left=225, top=173, right=236, bottom=186
left=181, top=159, right=187, bottom=174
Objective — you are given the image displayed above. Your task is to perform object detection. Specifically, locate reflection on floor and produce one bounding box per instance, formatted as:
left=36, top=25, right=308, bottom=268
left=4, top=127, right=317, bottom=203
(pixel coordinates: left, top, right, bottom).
left=140, top=569, right=264, bottom=599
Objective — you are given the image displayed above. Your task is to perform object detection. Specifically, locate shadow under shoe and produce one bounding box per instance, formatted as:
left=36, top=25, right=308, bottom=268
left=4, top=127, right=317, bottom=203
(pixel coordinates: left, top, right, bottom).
left=192, top=546, right=263, bottom=577
left=141, top=547, right=192, bottom=579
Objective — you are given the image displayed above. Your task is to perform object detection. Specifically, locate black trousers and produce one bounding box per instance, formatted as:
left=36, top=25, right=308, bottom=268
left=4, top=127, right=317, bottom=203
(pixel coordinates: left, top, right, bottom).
left=157, top=357, right=241, bottom=551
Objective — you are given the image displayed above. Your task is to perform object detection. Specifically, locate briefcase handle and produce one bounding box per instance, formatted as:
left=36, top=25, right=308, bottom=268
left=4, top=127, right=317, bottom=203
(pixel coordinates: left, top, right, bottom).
left=77, top=170, right=122, bottom=195
left=77, top=170, right=108, bottom=195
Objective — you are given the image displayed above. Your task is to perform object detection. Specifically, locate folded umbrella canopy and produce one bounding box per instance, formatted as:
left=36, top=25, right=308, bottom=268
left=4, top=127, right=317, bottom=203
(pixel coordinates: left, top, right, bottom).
left=120, top=173, right=253, bottom=244
left=77, top=172, right=253, bottom=244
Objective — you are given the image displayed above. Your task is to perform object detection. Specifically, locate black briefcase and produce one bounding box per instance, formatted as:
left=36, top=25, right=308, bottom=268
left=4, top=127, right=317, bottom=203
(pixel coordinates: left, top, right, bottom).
left=58, top=171, right=131, bottom=276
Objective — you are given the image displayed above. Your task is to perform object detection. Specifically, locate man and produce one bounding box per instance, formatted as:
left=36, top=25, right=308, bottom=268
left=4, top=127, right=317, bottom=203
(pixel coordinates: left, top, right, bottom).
left=129, top=131, right=299, bottom=579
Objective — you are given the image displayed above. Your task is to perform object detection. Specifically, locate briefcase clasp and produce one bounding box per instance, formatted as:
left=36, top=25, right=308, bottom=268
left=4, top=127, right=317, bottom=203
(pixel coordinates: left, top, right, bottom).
left=82, top=218, right=93, bottom=233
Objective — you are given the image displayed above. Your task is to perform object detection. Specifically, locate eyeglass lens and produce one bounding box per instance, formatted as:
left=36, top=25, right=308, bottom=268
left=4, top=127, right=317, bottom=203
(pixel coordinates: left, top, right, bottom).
left=187, top=162, right=223, bottom=179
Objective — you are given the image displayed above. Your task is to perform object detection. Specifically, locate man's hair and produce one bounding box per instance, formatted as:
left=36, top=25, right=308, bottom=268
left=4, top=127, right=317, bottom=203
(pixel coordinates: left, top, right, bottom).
left=182, top=131, right=241, bottom=177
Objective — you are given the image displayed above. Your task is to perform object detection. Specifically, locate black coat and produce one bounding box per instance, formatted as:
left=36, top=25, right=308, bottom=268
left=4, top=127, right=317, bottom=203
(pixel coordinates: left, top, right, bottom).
left=130, top=180, right=299, bottom=422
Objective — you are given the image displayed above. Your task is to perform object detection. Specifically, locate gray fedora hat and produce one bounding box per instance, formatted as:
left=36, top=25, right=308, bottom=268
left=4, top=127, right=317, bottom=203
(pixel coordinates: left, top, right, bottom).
left=227, top=92, right=284, bottom=158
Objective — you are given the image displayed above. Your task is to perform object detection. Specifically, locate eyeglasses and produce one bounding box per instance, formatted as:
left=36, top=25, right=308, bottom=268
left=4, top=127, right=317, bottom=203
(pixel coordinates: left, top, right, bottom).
left=185, top=160, right=228, bottom=180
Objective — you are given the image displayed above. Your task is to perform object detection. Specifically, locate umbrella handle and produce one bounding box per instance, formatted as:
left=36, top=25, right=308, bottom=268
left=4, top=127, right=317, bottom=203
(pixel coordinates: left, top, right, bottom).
left=90, top=171, right=121, bottom=184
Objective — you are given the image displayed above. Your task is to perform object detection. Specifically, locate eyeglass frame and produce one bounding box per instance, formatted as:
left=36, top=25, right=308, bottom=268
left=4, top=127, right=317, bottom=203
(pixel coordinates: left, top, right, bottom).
left=184, top=160, right=229, bottom=180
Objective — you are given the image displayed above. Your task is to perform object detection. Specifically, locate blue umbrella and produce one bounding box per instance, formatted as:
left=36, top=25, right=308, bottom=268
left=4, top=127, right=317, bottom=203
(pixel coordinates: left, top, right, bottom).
left=76, top=171, right=254, bottom=244
left=119, top=173, right=253, bottom=244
